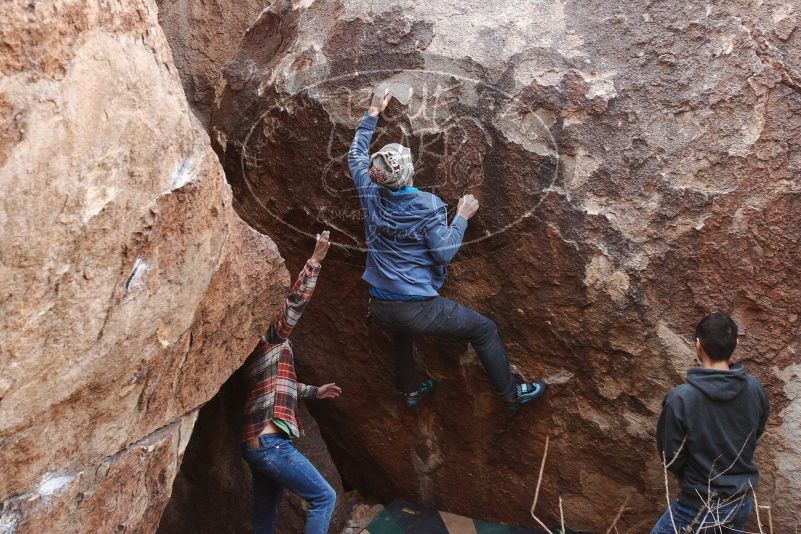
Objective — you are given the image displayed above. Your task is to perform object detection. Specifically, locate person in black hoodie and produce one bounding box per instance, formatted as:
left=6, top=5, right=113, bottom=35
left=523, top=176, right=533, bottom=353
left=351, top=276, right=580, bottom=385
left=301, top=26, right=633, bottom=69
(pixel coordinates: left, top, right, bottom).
left=651, top=313, right=770, bottom=534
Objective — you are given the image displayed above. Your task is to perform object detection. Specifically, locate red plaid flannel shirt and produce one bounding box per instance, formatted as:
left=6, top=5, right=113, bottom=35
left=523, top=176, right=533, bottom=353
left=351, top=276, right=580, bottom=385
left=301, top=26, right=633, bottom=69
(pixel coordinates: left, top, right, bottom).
left=242, top=261, right=320, bottom=441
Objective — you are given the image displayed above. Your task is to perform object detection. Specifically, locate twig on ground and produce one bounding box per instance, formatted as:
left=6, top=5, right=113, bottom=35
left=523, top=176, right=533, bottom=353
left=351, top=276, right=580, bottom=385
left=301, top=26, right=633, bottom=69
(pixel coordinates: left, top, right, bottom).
left=531, top=435, right=549, bottom=515
left=529, top=435, right=554, bottom=534
left=663, top=437, right=687, bottom=534
left=759, top=504, right=773, bottom=534
left=710, top=432, right=753, bottom=483
left=604, top=496, right=630, bottom=534
left=530, top=510, right=555, bottom=534
left=768, top=506, right=774, bottom=534
left=751, top=483, right=764, bottom=534
left=662, top=457, right=677, bottom=534
left=559, top=496, right=565, bottom=534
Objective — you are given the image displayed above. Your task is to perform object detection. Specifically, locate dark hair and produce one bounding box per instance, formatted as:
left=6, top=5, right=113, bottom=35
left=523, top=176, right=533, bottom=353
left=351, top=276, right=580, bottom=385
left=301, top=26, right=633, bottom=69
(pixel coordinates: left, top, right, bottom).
left=695, top=313, right=738, bottom=361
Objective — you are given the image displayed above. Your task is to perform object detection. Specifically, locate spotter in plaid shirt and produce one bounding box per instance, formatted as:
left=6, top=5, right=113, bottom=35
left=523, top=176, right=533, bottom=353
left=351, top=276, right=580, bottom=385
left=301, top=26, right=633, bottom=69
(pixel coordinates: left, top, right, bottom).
left=240, top=232, right=341, bottom=534
left=241, top=259, right=321, bottom=441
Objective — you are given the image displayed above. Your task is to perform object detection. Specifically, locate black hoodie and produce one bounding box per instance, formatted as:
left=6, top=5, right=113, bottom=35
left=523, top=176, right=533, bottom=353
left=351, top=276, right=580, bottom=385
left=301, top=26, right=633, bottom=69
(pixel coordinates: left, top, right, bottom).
left=657, top=364, right=770, bottom=507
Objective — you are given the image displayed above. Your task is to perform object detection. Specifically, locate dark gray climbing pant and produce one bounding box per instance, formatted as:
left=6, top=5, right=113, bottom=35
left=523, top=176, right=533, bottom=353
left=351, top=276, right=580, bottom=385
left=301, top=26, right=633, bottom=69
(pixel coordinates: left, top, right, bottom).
left=370, top=296, right=517, bottom=401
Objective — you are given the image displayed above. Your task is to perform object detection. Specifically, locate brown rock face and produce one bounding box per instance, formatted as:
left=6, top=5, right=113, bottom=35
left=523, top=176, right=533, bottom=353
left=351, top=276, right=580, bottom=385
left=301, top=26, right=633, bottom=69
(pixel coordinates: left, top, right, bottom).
left=155, top=0, right=269, bottom=125
left=0, top=1, right=287, bottom=531
left=210, top=0, right=801, bottom=531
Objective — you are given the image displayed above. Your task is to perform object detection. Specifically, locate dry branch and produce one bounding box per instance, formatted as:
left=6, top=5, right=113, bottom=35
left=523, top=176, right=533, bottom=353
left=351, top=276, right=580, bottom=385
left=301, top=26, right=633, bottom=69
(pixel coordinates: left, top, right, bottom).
left=604, top=496, right=630, bottom=534
left=529, top=435, right=554, bottom=534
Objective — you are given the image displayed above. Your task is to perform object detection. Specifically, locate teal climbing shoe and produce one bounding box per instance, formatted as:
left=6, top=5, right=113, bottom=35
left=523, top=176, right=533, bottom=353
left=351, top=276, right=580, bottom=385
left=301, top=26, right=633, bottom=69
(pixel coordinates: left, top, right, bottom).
left=405, top=379, right=438, bottom=408
left=505, top=380, right=547, bottom=414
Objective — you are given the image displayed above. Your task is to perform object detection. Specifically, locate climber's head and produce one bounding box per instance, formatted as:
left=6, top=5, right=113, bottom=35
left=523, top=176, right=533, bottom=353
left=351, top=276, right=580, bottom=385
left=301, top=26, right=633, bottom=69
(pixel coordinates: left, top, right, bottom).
left=368, top=143, right=414, bottom=189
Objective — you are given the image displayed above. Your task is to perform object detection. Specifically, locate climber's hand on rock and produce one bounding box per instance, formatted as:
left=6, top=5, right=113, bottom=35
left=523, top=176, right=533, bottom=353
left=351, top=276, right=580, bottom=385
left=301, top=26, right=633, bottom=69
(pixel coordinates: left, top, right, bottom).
left=310, top=231, right=330, bottom=267
left=456, top=194, right=479, bottom=220
left=316, top=383, right=342, bottom=400
left=368, top=87, right=392, bottom=117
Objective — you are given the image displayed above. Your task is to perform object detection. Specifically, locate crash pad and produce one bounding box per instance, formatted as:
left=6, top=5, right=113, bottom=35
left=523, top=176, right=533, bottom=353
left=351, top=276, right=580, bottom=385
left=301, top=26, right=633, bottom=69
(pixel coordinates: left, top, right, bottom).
left=362, top=500, right=591, bottom=534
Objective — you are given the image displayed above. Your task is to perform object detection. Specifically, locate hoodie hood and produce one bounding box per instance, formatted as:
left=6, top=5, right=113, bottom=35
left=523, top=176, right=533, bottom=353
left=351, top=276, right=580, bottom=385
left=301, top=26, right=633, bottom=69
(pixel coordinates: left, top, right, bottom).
left=368, top=187, right=444, bottom=240
left=686, top=363, right=749, bottom=401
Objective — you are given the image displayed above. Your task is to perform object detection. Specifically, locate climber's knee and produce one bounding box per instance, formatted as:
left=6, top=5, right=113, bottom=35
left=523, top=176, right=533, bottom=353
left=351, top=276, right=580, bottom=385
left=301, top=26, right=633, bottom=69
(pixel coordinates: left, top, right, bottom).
left=475, top=315, right=499, bottom=342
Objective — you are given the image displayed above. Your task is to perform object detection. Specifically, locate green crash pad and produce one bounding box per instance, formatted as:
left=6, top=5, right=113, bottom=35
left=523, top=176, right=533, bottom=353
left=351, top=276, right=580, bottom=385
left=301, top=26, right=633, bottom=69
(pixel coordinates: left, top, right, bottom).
left=362, top=500, right=591, bottom=534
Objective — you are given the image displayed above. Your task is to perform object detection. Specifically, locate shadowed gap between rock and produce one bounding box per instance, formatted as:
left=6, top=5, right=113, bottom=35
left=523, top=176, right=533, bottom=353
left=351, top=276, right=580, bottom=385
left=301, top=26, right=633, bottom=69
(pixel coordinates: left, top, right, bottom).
left=156, top=366, right=360, bottom=534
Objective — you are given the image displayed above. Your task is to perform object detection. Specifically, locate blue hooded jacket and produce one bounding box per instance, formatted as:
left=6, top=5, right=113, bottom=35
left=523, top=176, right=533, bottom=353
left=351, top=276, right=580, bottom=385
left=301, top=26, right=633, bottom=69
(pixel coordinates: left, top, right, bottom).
left=348, top=114, right=468, bottom=297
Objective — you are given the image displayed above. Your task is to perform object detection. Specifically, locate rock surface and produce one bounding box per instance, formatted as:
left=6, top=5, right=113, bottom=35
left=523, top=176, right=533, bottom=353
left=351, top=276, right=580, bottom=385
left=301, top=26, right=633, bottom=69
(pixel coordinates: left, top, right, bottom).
left=156, top=0, right=269, bottom=125
left=0, top=1, right=288, bottom=531
left=209, top=0, right=801, bottom=531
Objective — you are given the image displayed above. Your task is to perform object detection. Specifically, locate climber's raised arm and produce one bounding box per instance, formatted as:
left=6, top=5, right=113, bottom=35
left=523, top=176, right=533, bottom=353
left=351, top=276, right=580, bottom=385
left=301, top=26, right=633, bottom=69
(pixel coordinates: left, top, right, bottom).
left=263, top=231, right=330, bottom=344
left=348, top=88, right=392, bottom=194
left=241, top=229, right=337, bottom=533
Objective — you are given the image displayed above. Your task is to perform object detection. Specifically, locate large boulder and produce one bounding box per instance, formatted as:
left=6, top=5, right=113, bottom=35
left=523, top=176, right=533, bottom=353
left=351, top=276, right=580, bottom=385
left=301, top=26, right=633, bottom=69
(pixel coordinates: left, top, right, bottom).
left=156, top=0, right=269, bottom=125
left=0, top=1, right=287, bottom=531
left=210, top=0, right=801, bottom=531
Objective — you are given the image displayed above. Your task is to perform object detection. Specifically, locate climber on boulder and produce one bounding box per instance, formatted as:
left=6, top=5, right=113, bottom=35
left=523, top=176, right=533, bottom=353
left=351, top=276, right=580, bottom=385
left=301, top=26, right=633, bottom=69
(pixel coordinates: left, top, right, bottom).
left=347, top=87, right=546, bottom=413
left=240, top=231, right=341, bottom=534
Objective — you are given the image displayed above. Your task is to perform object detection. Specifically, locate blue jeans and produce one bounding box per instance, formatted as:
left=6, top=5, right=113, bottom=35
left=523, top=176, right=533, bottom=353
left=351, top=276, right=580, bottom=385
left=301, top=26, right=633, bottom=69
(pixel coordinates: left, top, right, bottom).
left=242, top=434, right=336, bottom=534
left=370, top=296, right=518, bottom=401
left=651, top=496, right=753, bottom=534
